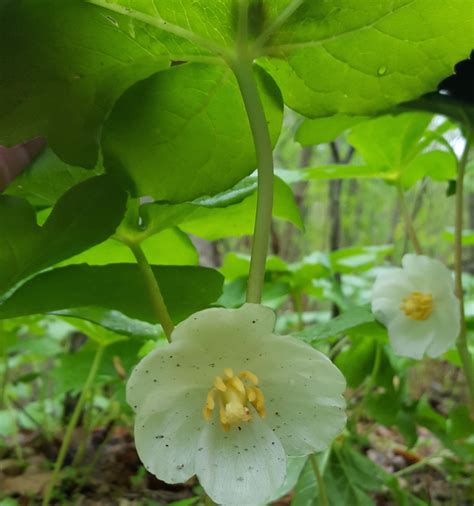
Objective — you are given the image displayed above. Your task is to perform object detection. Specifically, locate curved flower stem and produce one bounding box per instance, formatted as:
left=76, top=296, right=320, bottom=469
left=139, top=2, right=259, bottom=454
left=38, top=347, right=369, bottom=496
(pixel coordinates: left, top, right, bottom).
left=232, top=2, right=275, bottom=304
left=309, top=454, right=329, bottom=506
left=397, top=184, right=423, bottom=255
left=454, top=130, right=474, bottom=415
left=42, top=344, right=105, bottom=506
left=129, top=243, right=174, bottom=341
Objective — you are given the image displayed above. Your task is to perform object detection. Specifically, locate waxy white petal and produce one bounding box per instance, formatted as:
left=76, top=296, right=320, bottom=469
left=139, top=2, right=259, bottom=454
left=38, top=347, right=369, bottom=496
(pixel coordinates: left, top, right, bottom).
left=196, top=412, right=286, bottom=506
left=134, top=392, right=204, bottom=484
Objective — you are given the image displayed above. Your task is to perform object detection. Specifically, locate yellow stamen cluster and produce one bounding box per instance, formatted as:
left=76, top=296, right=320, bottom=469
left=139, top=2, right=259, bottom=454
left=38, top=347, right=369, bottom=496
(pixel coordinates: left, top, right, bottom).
left=401, top=291, right=434, bottom=321
left=203, top=368, right=266, bottom=431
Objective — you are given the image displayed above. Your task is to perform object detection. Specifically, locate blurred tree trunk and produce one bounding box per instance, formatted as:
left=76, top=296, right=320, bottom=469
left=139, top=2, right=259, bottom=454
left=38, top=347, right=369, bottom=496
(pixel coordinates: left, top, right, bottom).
left=328, top=142, right=354, bottom=316
left=280, top=147, right=313, bottom=260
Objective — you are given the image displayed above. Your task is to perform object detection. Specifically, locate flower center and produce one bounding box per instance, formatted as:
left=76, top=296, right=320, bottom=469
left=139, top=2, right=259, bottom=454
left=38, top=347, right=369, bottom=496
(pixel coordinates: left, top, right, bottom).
left=203, top=368, right=266, bottom=431
left=400, top=291, right=434, bottom=321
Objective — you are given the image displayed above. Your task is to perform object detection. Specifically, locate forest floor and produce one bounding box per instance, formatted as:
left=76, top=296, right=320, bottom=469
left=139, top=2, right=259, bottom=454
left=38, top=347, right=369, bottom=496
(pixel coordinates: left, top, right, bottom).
left=0, top=420, right=466, bottom=506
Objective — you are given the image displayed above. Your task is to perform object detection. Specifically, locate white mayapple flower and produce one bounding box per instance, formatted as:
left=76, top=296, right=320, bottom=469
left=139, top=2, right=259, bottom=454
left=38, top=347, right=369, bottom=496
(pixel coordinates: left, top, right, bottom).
left=127, top=304, right=346, bottom=506
left=372, top=254, right=460, bottom=359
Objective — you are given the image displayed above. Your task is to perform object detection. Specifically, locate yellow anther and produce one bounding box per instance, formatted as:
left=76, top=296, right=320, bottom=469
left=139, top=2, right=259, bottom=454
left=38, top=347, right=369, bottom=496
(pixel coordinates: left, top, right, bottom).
left=203, top=406, right=213, bottom=421
left=239, top=370, right=259, bottom=385
left=251, top=387, right=266, bottom=418
left=246, top=386, right=257, bottom=402
left=205, top=389, right=216, bottom=410
left=203, top=368, right=266, bottom=430
left=214, top=376, right=227, bottom=392
left=401, top=291, right=434, bottom=321
left=230, top=376, right=246, bottom=394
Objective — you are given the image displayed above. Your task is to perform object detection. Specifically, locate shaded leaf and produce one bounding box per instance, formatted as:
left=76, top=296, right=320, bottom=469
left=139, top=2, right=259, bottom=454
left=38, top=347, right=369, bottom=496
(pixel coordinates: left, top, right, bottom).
left=0, top=176, right=127, bottom=294
left=6, top=148, right=100, bottom=207
left=0, top=264, right=224, bottom=325
left=0, top=0, right=169, bottom=167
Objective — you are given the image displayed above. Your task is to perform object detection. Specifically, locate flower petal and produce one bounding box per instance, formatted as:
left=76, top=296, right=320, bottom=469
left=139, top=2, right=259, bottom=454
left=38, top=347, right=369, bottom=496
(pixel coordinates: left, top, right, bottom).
left=425, top=295, right=460, bottom=357
left=253, top=335, right=346, bottom=455
left=372, top=296, right=403, bottom=326
left=127, top=339, right=209, bottom=412
left=171, top=303, right=275, bottom=349
left=196, top=413, right=286, bottom=506
left=133, top=391, right=204, bottom=484
left=371, top=268, right=415, bottom=325
left=387, top=314, right=435, bottom=359
left=255, top=335, right=346, bottom=399
left=402, top=254, right=454, bottom=296
left=159, top=304, right=279, bottom=375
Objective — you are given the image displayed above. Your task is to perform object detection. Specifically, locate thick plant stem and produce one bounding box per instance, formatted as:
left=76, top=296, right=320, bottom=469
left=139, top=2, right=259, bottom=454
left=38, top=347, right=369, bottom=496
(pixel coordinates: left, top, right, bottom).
left=397, top=185, right=423, bottom=255
left=42, top=345, right=105, bottom=506
left=309, top=454, right=329, bottom=506
left=129, top=243, right=174, bottom=341
left=454, top=131, right=474, bottom=415
left=233, top=8, right=275, bottom=304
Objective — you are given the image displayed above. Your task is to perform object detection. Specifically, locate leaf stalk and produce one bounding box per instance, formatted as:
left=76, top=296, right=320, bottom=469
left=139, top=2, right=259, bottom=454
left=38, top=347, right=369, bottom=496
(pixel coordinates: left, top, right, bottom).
left=129, top=243, right=174, bottom=341
left=232, top=2, right=275, bottom=304
left=454, top=129, right=474, bottom=415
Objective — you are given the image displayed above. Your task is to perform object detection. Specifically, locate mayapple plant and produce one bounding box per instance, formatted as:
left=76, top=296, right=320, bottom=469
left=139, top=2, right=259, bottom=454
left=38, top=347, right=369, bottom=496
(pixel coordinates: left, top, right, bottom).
left=0, top=1, right=474, bottom=505
left=128, top=304, right=345, bottom=505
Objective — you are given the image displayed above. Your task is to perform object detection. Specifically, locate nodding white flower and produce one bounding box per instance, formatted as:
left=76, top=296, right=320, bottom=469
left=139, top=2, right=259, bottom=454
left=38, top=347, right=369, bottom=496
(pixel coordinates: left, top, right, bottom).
left=127, top=304, right=346, bottom=506
left=372, top=254, right=460, bottom=359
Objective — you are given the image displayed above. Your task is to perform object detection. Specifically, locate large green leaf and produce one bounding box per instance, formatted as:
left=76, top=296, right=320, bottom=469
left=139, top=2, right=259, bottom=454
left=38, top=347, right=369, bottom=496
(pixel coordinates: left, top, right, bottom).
left=102, top=63, right=283, bottom=202
left=87, top=0, right=236, bottom=49
left=180, top=176, right=303, bottom=239
left=261, top=0, right=474, bottom=118
left=296, top=306, right=375, bottom=343
left=62, top=228, right=198, bottom=267
left=0, top=264, right=224, bottom=325
left=0, top=176, right=127, bottom=294
left=299, top=113, right=457, bottom=186
left=330, top=245, right=393, bottom=273
left=0, top=0, right=172, bottom=167
left=53, top=307, right=161, bottom=340
left=5, top=148, right=101, bottom=207
left=121, top=175, right=302, bottom=243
